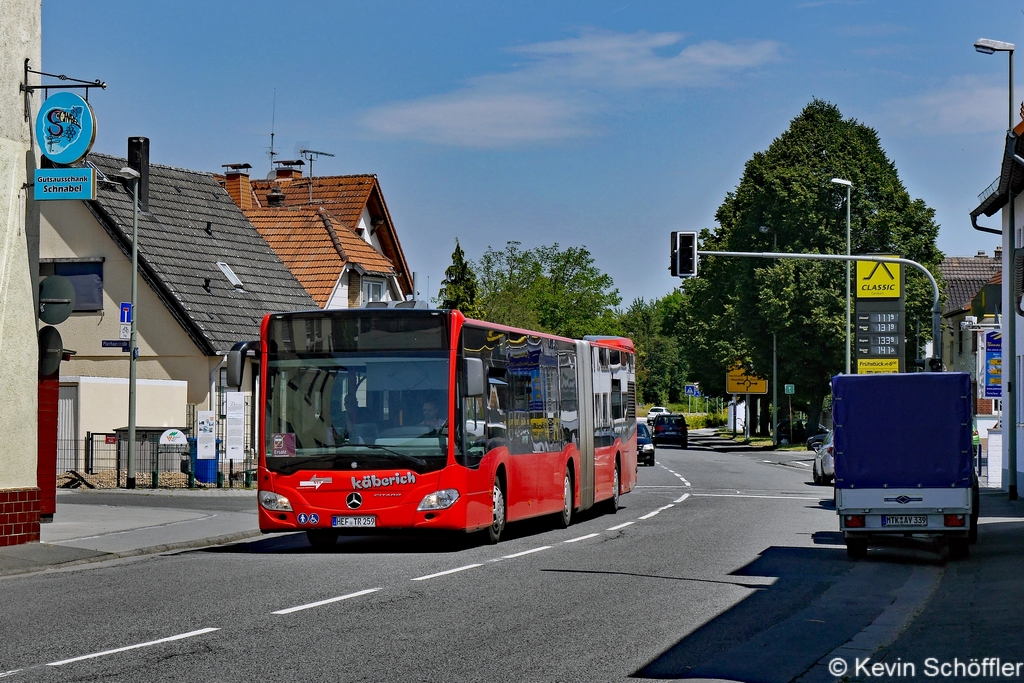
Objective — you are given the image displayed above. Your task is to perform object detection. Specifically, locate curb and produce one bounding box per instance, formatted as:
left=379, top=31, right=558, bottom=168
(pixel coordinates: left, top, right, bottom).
left=0, top=529, right=266, bottom=578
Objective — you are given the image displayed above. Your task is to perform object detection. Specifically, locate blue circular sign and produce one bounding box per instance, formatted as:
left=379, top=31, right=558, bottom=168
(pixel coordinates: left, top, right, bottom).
left=36, top=92, right=96, bottom=164
left=309, top=513, right=320, bottom=525
left=297, top=513, right=309, bottom=525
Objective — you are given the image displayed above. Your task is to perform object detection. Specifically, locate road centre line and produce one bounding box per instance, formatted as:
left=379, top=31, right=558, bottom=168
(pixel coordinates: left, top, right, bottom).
left=272, top=588, right=380, bottom=615
left=606, top=521, right=634, bottom=531
left=674, top=493, right=691, bottom=503
left=412, top=563, right=483, bottom=581
left=564, top=533, right=600, bottom=543
left=502, top=546, right=551, bottom=559
left=690, top=493, right=820, bottom=500
left=638, top=504, right=674, bottom=520
left=47, top=628, right=220, bottom=667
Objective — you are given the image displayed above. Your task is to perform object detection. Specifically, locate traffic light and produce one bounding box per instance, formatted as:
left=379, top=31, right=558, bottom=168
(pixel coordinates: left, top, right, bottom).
left=670, top=231, right=698, bottom=278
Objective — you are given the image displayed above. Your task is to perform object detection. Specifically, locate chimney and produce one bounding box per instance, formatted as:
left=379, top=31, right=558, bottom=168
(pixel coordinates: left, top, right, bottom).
left=127, top=137, right=150, bottom=212
left=273, top=159, right=305, bottom=180
left=995, top=246, right=1003, bottom=260
left=266, top=184, right=286, bottom=207
left=221, top=163, right=253, bottom=211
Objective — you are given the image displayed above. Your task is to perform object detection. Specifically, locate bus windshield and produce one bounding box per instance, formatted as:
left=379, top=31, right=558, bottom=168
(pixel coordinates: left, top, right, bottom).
left=264, top=311, right=450, bottom=474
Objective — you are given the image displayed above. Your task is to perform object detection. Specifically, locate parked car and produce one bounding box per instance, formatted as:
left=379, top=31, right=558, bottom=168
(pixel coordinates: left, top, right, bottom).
left=652, top=413, right=688, bottom=448
left=813, top=429, right=834, bottom=485
left=637, top=422, right=655, bottom=466
left=775, top=419, right=827, bottom=445
left=646, top=406, right=670, bottom=425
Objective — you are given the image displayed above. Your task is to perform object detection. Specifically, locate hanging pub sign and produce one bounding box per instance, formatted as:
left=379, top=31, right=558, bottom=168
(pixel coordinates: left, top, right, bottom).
left=33, top=167, right=95, bottom=200
left=35, top=91, right=96, bottom=165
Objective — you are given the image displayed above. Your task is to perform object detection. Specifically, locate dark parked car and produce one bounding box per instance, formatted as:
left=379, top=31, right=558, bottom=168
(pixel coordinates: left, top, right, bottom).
left=774, top=419, right=827, bottom=445
left=637, top=422, right=655, bottom=466
left=652, top=414, right=688, bottom=449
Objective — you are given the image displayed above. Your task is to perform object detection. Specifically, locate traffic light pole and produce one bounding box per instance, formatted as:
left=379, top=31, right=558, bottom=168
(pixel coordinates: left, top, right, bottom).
left=695, top=251, right=941, bottom=369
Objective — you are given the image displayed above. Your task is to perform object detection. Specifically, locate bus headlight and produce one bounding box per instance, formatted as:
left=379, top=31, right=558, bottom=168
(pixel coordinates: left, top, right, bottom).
left=259, top=490, right=293, bottom=511
left=418, top=489, right=460, bottom=511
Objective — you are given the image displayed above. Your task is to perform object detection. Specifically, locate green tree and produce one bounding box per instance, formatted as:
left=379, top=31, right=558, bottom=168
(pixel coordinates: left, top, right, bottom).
left=677, top=100, right=943, bottom=430
left=618, top=297, right=682, bottom=404
left=475, top=241, right=621, bottom=338
left=436, top=239, right=482, bottom=318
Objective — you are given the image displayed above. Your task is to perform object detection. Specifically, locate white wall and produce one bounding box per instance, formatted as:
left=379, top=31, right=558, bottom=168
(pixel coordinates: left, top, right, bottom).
left=0, top=0, right=41, bottom=491
left=63, top=376, right=188, bottom=439
left=1004, top=196, right=1024, bottom=492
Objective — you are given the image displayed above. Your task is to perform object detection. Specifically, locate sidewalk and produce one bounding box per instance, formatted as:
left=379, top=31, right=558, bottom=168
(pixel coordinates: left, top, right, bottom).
left=0, top=488, right=263, bottom=577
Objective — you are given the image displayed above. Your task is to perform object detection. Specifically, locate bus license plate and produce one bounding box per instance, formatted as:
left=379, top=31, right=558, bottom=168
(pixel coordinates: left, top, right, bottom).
left=332, top=515, right=376, bottom=528
left=882, top=515, right=927, bottom=527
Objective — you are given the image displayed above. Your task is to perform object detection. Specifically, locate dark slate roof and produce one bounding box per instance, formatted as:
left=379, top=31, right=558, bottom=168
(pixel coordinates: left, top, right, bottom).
left=939, top=255, right=1001, bottom=316
left=85, top=153, right=316, bottom=354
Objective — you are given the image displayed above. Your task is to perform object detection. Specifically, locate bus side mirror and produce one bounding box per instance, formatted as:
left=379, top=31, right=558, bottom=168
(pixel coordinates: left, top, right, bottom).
left=465, top=357, right=485, bottom=397
left=227, top=340, right=259, bottom=390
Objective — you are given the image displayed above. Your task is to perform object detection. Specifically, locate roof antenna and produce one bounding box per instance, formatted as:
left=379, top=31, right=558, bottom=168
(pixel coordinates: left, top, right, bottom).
left=299, top=146, right=334, bottom=205
left=267, top=89, right=278, bottom=178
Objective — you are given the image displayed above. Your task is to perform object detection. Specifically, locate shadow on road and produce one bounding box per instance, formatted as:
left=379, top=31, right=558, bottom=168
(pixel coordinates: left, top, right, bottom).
left=633, top=543, right=943, bottom=682
left=197, top=503, right=628, bottom=555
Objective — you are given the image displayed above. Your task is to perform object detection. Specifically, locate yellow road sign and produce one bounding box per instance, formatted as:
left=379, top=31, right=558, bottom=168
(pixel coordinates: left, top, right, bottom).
left=726, top=367, right=768, bottom=394
left=857, top=358, right=900, bottom=374
left=856, top=256, right=901, bottom=299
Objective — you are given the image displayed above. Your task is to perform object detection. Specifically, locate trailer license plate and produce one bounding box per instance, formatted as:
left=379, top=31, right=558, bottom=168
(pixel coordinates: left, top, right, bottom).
left=882, top=515, right=927, bottom=527
left=332, top=515, right=376, bottom=528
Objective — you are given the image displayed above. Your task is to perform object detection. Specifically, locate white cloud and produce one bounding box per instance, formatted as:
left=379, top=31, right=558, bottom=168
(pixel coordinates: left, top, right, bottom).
left=361, top=30, right=783, bottom=148
left=881, top=76, right=1006, bottom=136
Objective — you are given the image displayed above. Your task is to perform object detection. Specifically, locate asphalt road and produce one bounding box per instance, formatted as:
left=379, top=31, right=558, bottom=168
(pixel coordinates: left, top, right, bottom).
left=0, top=447, right=926, bottom=683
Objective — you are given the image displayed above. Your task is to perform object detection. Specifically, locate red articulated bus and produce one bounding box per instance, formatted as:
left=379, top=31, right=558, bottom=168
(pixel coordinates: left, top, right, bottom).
left=240, top=306, right=637, bottom=548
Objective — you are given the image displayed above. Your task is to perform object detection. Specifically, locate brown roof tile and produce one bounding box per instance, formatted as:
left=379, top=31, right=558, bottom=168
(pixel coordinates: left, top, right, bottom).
left=940, top=255, right=1002, bottom=315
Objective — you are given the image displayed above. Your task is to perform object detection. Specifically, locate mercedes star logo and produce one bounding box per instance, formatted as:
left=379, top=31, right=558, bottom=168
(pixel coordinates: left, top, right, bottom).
left=346, top=492, right=362, bottom=509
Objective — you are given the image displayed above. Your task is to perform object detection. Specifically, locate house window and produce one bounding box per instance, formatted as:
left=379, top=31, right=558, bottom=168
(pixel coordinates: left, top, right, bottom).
left=363, top=279, right=385, bottom=303
left=40, top=259, right=104, bottom=312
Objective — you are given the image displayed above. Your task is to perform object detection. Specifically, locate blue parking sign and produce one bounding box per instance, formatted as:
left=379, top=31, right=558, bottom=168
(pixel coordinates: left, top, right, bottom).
left=120, top=302, right=132, bottom=324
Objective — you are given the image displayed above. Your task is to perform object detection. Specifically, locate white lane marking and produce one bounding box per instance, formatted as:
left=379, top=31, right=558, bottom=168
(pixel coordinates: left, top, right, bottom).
left=791, top=461, right=811, bottom=467
left=47, top=628, right=220, bottom=666
left=502, top=546, right=551, bottom=559
left=690, top=493, right=819, bottom=500
left=564, top=533, right=600, bottom=543
left=674, top=493, right=691, bottom=503
left=606, top=521, right=634, bottom=531
left=272, top=588, right=380, bottom=615
left=0, top=670, right=22, bottom=678
left=50, top=514, right=219, bottom=544
left=412, top=563, right=483, bottom=581
left=635, top=485, right=687, bottom=488
left=638, top=504, right=675, bottom=519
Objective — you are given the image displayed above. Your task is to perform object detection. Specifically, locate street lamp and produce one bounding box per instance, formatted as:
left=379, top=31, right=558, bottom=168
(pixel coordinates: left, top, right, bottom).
left=831, top=177, right=853, bottom=374
left=975, top=37, right=1017, bottom=500
left=760, top=225, right=779, bottom=445
left=119, top=166, right=141, bottom=490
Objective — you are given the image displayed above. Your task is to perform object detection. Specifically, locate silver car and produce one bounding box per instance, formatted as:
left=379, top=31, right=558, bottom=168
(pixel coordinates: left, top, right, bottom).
left=646, top=406, right=669, bottom=425
left=812, top=430, right=834, bottom=485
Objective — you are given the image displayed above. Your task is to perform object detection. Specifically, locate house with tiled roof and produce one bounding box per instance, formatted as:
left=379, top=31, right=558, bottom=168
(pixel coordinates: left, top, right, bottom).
left=217, top=162, right=412, bottom=308
left=939, top=250, right=1001, bottom=416
left=39, top=149, right=316, bottom=471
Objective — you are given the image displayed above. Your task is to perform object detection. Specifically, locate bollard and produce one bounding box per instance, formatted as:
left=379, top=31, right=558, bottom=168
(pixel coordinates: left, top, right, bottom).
left=229, top=459, right=234, bottom=489
left=217, top=468, right=224, bottom=488
left=189, top=452, right=195, bottom=489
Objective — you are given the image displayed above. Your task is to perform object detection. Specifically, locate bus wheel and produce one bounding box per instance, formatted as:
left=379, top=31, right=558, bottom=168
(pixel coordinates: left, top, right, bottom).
left=558, top=467, right=573, bottom=529
left=306, top=529, right=339, bottom=550
left=487, top=481, right=506, bottom=544
left=607, top=463, right=620, bottom=513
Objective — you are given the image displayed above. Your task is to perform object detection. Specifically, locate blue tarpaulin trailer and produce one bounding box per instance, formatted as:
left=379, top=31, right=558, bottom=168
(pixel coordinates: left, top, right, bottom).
left=833, top=372, right=979, bottom=559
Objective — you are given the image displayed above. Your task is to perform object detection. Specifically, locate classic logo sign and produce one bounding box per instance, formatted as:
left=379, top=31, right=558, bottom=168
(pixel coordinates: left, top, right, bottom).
left=35, top=92, right=97, bottom=164
left=350, top=471, right=417, bottom=490
left=299, top=475, right=332, bottom=490
left=856, top=257, right=902, bottom=299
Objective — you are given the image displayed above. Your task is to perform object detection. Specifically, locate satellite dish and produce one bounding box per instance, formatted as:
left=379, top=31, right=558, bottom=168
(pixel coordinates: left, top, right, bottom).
left=39, top=275, right=76, bottom=324
left=38, top=325, right=64, bottom=377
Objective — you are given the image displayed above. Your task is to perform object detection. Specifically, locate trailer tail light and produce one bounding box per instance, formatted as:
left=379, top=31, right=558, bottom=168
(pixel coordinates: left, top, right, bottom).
left=844, top=515, right=866, bottom=528
left=944, top=514, right=966, bottom=527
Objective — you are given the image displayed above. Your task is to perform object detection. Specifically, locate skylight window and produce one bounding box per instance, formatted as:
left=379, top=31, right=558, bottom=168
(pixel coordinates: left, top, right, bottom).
left=216, top=261, right=244, bottom=289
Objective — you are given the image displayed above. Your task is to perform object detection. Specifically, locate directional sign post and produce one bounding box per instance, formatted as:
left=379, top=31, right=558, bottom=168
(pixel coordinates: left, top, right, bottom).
left=785, top=384, right=795, bottom=395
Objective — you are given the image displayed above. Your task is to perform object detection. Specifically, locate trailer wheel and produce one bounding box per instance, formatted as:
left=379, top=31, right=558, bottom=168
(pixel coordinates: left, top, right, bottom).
left=846, top=538, right=867, bottom=559
left=949, top=537, right=970, bottom=559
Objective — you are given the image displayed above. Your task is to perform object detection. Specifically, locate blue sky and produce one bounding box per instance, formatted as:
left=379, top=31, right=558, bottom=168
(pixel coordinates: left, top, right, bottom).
left=43, top=1, right=1020, bottom=305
